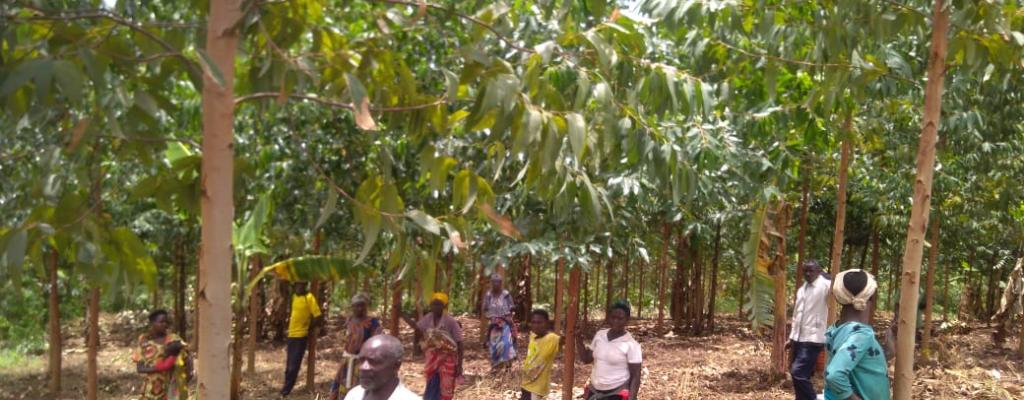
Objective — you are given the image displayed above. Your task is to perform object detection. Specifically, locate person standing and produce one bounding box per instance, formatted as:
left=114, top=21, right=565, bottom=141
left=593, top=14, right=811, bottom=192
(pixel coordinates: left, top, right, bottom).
left=133, top=309, right=192, bottom=400
left=331, top=293, right=384, bottom=400
left=577, top=301, right=642, bottom=400
left=410, top=293, right=464, bottom=400
left=482, top=273, right=517, bottom=373
left=825, top=269, right=890, bottom=400
left=281, top=281, right=324, bottom=397
left=343, top=335, right=420, bottom=400
left=520, top=309, right=560, bottom=400
left=787, top=260, right=831, bottom=400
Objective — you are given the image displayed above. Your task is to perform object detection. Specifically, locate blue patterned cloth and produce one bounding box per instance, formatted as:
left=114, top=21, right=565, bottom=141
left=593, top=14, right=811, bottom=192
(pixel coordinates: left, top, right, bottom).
left=824, top=322, right=890, bottom=400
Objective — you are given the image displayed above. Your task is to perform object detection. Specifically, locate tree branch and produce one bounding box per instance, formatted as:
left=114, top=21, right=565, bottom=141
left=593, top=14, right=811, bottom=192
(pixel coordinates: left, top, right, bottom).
left=234, top=92, right=447, bottom=112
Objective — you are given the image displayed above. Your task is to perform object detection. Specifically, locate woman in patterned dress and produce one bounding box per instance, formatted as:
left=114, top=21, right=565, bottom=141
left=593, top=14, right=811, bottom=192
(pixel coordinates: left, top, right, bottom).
left=483, top=273, right=517, bottom=373
left=329, top=293, right=383, bottom=400
left=133, top=309, right=191, bottom=400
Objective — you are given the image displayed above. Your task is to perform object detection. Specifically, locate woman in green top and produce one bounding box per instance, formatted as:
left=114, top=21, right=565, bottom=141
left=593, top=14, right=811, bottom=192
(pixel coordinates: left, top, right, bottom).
left=825, top=269, right=890, bottom=400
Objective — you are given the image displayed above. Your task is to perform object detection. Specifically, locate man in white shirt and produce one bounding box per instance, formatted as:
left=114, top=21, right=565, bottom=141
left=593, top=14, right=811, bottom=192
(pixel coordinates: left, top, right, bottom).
left=787, top=260, right=830, bottom=400
left=344, top=335, right=420, bottom=400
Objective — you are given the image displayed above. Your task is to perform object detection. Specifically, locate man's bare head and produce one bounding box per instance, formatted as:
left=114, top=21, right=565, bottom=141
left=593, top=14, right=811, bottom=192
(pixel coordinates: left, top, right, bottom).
left=358, top=335, right=403, bottom=391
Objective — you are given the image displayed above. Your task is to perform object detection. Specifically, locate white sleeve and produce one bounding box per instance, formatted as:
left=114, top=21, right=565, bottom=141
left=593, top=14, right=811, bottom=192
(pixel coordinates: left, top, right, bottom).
left=627, top=341, right=642, bottom=364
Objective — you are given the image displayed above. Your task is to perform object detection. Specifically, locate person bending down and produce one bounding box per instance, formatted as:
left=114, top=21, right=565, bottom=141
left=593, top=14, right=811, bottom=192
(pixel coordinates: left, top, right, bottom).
left=825, top=269, right=890, bottom=400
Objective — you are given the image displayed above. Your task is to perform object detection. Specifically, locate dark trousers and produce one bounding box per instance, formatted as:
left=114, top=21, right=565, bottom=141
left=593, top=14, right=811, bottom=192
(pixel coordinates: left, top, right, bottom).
left=281, top=336, right=309, bottom=395
left=790, top=342, right=824, bottom=400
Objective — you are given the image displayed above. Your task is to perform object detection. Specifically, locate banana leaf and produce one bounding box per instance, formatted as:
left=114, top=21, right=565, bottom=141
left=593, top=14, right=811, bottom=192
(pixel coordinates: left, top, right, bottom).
left=246, top=255, right=370, bottom=293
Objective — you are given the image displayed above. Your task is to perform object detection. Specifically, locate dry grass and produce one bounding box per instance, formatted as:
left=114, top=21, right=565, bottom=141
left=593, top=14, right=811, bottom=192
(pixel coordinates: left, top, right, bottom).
left=1, top=313, right=1021, bottom=399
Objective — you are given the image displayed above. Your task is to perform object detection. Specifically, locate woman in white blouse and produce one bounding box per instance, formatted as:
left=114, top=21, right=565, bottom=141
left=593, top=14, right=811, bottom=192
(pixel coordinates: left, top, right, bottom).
left=577, top=301, right=642, bottom=400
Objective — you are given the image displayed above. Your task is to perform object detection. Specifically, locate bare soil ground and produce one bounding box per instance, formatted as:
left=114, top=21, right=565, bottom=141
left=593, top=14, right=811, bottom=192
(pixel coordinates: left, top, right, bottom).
left=1, top=313, right=1021, bottom=400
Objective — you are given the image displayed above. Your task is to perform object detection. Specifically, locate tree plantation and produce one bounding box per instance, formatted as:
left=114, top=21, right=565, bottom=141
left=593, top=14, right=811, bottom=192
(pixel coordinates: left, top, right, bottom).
left=2, top=0, right=1024, bottom=399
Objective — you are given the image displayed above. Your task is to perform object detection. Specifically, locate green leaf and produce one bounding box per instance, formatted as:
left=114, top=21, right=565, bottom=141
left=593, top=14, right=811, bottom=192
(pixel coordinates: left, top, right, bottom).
left=314, top=188, right=339, bottom=230
left=567, top=112, right=587, bottom=162
left=235, top=192, right=274, bottom=259
left=196, top=49, right=226, bottom=88
left=53, top=61, right=85, bottom=105
left=346, top=73, right=377, bottom=130
left=3, top=229, right=28, bottom=270
left=134, top=89, right=161, bottom=117
left=249, top=255, right=367, bottom=291
left=1, top=58, right=48, bottom=97
left=407, top=210, right=442, bottom=236
left=583, top=31, right=617, bottom=71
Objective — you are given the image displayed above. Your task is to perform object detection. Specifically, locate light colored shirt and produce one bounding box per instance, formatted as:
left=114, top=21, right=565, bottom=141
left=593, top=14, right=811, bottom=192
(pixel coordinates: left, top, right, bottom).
left=790, top=275, right=830, bottom=343
left=589, top=329, right=642, bottom=391
left=288, top=293, right=322, bottom=338
left=824, top=322, right=890, bottom=400
left=483, top=289, right=515, bottom=319
left=344, top=382, right=421, bottom=400
left=521, top=332, right=560, bottom=396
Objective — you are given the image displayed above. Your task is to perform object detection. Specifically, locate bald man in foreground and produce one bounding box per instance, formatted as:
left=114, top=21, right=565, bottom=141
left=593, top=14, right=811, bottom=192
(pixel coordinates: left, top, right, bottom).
left=344, top=335, right=421, bottom=400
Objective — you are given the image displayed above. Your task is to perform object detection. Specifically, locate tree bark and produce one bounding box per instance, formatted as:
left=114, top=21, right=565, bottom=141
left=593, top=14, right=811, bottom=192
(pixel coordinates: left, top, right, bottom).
left=247, top=256, right=262, bottom=375
left=738, top=270, right=747, bottom=320
left=827, top=121, right=853, bottom=323
left=795, top=171, right=811, bottom=290
left=86, top=287, right=100, bottom=400
left=389, top=279, right=402, bottom=336
left=893, top=1, right=949, bottom=397
left=869, top=230, right=881, bottom=321
left=638, top=259, right=645, bottom=320
left=707, top=222, right=722, bottom=331
left=605, top=258, right=613, bottom=313
left=198, top=0, right=241, bottom=397
left=307, top=232, right=323, bottom=391
left=561, top=267, right=582, bottom=400
left=691, top=242, right=704, bottom=334
left=47, top=247, right=61, bottom=396
left=555, top=258, right=565, bottom=332
left=770, top=205, right=791, bottom=379
left=921, top=215, right=940, bottom=360
left=657, top=222, right=670, bottom=330
left=175, top=236, right=188, bottom=339
left=621, top=253, right=630, bottom=306
left=942, top=246, right=950, bottom=322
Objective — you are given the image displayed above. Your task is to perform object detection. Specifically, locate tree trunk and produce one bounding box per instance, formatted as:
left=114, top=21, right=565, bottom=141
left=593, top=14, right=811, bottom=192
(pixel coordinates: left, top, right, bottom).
left=247, top=256, right=262, bottom=375
left=738, top=270, right=747, bottom=320
left=175, top=236, right=188, bottom=339
left=305, top=231, right=323, bottom=390
left=657, top=222, right=670, bottom=330
left=477, top=257, right=488, bottom=343
left=583, top=271, right=590, bottom=325
left=921, top=215, right=940, bottom=360
left=689, top=241, right=704, bottom=335
left=389, top=279, right=402, bottom=336
left=605, top=258, right=614, bottom=313
left=985, top=259, right=999, bottom=320
left=869, top=230, right=881, bottom=321
left=555, top=258, right=565, bottom=333
left=707, top=222, right=722, bottom=331
left=888, top=251, right=898, bottom=311
left=561, top=267, right=582, bottom=400
left=522, top=254, right=533, bottom=322
left=621, top=253, right=630, bottom=306
left=770, top=205, right=791, bottom=379
left=893, top=1, right=949, bottom=397
left=942, top=247, right=950, bottom=322
left=795, top=171, right=811, bottom=290
left=47, top=248, right=61, bottom=396
left=638, top=259, right=645, bottom=320
left=198, top=0, right=241, bottom=396
left=671, top=229, right=688, bottom=326
left=86, top=287, right=100, bottom=400
left=827, top=121, right=853, bottom=323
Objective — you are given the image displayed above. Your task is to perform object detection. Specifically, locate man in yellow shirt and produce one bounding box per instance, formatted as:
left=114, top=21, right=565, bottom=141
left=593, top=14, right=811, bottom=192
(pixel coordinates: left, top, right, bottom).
left=281, top=281, right=323, bottom=397
left=521, top=309, right=560, bottom=400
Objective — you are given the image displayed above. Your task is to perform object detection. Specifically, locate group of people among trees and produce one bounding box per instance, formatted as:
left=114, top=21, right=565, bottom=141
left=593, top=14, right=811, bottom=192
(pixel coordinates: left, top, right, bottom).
left=788, top=260, right=891, bottom=400
left=130, top=260, right=896, bottom=400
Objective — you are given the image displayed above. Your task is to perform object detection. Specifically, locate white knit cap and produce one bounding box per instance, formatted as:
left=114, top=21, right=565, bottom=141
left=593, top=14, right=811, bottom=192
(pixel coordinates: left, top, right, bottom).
left=832, top=269, right=878, bottom=311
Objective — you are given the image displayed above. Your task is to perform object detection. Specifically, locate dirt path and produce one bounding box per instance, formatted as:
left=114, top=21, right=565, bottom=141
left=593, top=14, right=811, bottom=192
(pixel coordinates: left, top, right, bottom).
left=1, top=314, right=1021, bottom=399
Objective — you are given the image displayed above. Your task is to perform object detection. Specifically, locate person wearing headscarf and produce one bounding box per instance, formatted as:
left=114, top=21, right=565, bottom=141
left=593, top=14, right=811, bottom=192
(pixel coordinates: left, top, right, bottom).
left=413, top=292, right=464, bottom=400
left=482, top=272, right=517, bottom=373
left=330, top=293, right=383, bottom=400
left=133, top=309, right=192, bottom=400
left=824, top=269, right=890, bottom=400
